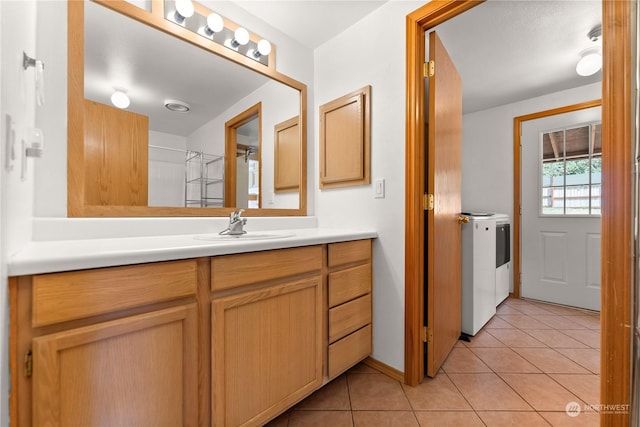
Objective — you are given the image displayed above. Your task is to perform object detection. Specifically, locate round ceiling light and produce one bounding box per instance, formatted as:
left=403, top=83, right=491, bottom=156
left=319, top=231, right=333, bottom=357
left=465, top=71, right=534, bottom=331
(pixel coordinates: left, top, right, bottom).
left=110, top=90, right=130, bottom=109
left=576, top=47, right=602, bottom=77
left=164, top=99, right=191, bottom=113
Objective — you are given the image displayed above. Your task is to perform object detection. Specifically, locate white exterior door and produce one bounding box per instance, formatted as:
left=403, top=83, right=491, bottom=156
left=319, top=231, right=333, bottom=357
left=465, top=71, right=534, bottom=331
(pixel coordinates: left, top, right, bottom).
left=521, top=106, right=601, bottom=311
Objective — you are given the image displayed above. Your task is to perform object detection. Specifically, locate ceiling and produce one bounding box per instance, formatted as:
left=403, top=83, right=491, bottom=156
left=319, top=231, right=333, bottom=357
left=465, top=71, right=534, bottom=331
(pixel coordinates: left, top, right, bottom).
left=233, top=1, right=390, bottom=49
left=236, top=0, right=603, bottom=114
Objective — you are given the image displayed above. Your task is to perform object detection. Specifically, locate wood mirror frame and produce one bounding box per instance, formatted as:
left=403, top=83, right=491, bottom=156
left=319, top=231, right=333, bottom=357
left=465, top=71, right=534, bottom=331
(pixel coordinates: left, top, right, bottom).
left=67, top=0, right=307, bottom=217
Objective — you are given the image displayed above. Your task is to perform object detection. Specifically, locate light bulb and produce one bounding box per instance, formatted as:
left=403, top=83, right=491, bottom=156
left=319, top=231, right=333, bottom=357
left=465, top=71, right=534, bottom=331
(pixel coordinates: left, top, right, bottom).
left=174, top=0, right=194, bottom=23
left=576, top=47, right=602, bottom=76
left=111, top=90, right=130, bottom=109
left=205, top=13, right=224, bottom=36
left=257, top=39, right=271, bottom=56
left=231, top=27, right=250, bottom=47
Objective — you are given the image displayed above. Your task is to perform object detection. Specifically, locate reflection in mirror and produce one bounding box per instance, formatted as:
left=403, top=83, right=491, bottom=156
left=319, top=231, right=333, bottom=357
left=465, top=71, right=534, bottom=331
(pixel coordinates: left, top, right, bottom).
left=80, top=0, right=303, bottom=213
left=235, top=115, right=260, bottom=209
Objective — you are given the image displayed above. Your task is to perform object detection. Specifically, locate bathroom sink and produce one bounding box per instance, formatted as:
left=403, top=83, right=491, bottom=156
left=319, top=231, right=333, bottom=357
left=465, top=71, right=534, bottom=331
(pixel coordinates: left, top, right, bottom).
left=194, top=232, right=295, bottom=242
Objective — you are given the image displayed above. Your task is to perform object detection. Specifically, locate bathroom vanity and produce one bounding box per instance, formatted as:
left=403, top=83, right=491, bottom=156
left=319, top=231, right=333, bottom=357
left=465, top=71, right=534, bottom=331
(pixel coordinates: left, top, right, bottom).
left=8, top=230, right=375, bottom=427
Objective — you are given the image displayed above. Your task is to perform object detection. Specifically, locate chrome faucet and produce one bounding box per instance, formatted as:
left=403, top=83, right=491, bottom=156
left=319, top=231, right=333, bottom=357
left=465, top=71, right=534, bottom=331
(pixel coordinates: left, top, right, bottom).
left=219, top=209, right=247, bottom=235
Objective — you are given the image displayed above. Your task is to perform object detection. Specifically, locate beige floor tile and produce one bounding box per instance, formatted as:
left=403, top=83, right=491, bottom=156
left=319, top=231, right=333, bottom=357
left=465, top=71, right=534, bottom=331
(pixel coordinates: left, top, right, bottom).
left=564, top=330, right=600, bottom=348
left=499, top=373, right=584, bottom=411
left=525, top=329, right=589, bottom=348
left=477, top=411, right=551, bottom=426
left=414, top=411, right=485, bottom=426
left=486, top=328, right=547, bottom=348
left=554, top=348, right=600, bottom=374
left=465, top=330, right=506, bottom=348
left=402, top=373, right=471, bottom=410
left=498, top=315, right=553, bottom=330
left=288, top=410, right=353, bottom=427
left=550, top=374, right=600, bottom=406
left=539, top=411, right=601, bottom=427
left=441, top=347, right=492, bottom=373
left=529, top=315, right=589, bottom=330
left=513, top=348, right=590, bottom=374
left=348, top=363, right=380, bottom=374
left=496, top=303, right=525, bottom=315
left=352, top=411, right=419, bottom=427
left=347, top=373, right=411, bottom=410
left=485, top=316, right=515, bottom=329
left=448, top=373, right=532, bottom=410
left=295, top=375, right=350, bottom=410
left=563, top=315, right=600, bottom=329
left=531, top=302, right=594, bottom=316
left=508, top=303, right=556, bottom=316
left=470, top=347, right=541, bottom=373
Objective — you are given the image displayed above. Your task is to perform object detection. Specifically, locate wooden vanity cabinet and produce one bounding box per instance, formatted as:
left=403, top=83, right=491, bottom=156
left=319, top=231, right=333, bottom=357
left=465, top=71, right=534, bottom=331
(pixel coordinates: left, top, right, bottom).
left=10, top=239, right=373, bottom=427
left=10, top=260, right=201, bottom=427
left=210, top=246, right=324, bottom=427
left=327, top=240, right=373, bottom=379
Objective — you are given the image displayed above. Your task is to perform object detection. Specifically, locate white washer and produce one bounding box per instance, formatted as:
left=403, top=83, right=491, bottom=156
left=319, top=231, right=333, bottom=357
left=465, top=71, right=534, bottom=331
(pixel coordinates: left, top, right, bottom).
left=461, top=213, right=497, bottom=336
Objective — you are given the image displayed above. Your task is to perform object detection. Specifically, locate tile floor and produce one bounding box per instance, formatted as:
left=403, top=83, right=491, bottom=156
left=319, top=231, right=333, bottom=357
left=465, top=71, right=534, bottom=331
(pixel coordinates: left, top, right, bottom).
left=267, top=297, right=601, bottom=427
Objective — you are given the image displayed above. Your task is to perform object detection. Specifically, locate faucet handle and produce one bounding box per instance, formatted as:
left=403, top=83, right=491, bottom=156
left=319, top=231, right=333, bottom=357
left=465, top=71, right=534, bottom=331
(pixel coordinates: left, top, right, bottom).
left=231, top=208, right=245, bottom=222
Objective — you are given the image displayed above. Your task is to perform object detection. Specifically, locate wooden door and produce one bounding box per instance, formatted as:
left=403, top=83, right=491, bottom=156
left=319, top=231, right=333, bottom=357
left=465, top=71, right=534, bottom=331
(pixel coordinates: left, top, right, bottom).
left=32, top=304, right=198, bottom=427
left=212, top=277, right=323, bottom=426
left=425, top=31, right=463, bottom=377
left=83, top=99, right=149, bottom=206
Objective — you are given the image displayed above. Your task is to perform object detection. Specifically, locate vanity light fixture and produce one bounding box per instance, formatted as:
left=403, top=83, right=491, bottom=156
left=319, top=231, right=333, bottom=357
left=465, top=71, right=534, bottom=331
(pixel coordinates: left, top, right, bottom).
left=252, top=39, right=272, bottom=59
left=110, top=89, right=130, bottom=109
left=204, top=13, right=224, bottom=36
left=576, top=25, right=602, bottom=77
left=164, top=99, right=191, bottom=112
left=231, top=27, right=250, bottom=48
left=174, top=0, right=194, bottom=24
left=164, top=0, right=274, bottom=66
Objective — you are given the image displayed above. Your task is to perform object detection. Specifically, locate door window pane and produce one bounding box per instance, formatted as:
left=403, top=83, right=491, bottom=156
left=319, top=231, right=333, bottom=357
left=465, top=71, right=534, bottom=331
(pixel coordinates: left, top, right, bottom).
left=540, top=123, right=601, bottom=216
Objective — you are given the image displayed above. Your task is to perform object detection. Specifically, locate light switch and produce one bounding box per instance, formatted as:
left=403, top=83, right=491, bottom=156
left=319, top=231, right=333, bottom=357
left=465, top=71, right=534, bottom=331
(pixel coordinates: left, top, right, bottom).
left=374, top=178, right=385, bottom=198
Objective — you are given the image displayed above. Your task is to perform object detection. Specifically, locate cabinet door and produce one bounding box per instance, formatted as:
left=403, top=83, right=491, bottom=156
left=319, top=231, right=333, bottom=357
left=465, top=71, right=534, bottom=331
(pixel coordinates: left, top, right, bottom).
left=32, top=304, right=198, bottom=427
left=212, top=277, right=323, bottom=427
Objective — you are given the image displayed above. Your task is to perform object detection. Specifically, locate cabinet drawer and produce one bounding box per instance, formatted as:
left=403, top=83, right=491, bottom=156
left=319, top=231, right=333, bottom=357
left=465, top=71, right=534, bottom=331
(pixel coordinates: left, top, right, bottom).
left=328, top=239, right=371, bottom=268
left=211, top=246, right=322, bottom=292
left=328, top=294, right=372, bottom=343
left=328, top=263, right=371, bottom=307
left=32, top=260, right=197, bottom=327
left=328, top=324, right=372, bottom=379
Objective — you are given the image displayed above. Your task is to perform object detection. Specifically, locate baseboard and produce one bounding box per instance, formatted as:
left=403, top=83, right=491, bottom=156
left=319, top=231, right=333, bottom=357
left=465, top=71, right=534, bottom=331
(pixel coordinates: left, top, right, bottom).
left=362, top=356, right=404, bottom=382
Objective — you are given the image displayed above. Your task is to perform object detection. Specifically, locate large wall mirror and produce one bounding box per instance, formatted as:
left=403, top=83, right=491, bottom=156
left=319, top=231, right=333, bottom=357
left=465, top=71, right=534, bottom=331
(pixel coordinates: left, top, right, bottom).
left=68, top=0, right=307, bottom=217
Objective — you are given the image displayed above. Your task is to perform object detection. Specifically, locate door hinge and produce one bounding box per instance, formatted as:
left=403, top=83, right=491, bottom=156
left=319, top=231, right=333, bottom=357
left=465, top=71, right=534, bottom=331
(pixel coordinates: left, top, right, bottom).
left=424, top=60, right=435, bottom=78
left=24, top=350, right=33, bottom=378
left=422, top=326, right=433, bottom=343
left=424, top=193, right=434, bottom=211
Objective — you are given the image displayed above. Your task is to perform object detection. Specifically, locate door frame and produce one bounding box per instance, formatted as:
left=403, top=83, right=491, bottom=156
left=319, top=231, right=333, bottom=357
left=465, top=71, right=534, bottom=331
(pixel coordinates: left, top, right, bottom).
left=224, top=103, right=262, bottom=208
left=513, top=99, right=602, bottom=301
left=404, top=2, right=633, bottom=425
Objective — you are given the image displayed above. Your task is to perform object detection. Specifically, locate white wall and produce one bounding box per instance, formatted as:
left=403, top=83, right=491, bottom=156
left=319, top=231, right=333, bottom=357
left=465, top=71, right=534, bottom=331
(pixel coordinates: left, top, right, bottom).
left=1, top=1, right=40, bottom=425
left=314, top=0, right=425, bottom=372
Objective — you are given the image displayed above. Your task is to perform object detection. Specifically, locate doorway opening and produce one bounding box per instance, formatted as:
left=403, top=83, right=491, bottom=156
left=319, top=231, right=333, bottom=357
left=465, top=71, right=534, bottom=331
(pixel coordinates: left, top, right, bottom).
left=224, top=103, right=262, bottom=208
left=405, top=1, right=633, bottom=423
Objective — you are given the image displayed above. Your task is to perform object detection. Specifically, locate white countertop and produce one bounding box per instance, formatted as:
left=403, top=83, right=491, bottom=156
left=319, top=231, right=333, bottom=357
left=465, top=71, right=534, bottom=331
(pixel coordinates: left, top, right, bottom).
left=8, top=228, right=378, bottom=276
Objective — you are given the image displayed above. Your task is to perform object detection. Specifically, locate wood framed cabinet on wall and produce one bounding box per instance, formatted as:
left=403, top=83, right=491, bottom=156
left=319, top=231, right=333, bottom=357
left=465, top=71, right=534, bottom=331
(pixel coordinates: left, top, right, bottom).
left=319, top=86, right=371, bottom=189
